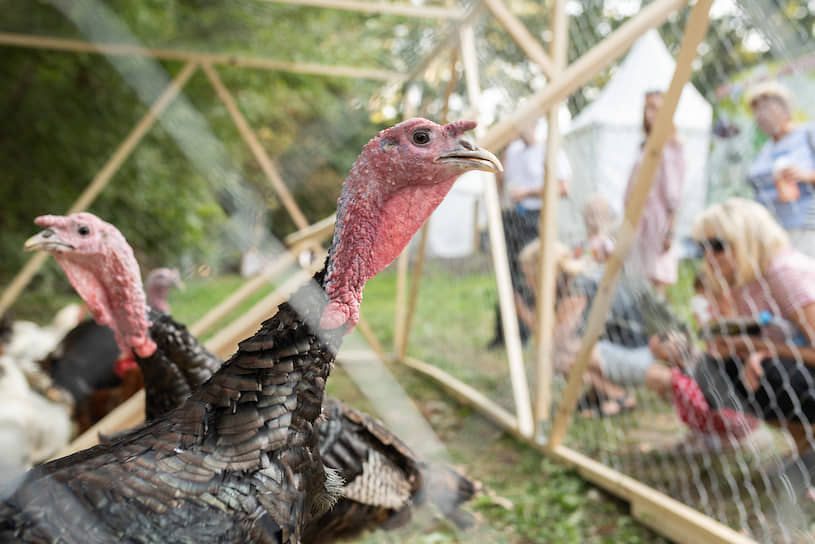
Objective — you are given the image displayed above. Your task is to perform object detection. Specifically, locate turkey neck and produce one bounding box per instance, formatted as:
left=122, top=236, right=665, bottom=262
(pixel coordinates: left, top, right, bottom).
left=178, top=268, right=344, bottom=469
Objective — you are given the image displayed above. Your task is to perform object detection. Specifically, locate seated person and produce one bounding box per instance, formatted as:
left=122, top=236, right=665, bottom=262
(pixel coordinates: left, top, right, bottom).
left=647, top=198, right=815, bottom=451
left=517, top=239, right=687, bottom=417
left=581, top=193, right=616, bottom=264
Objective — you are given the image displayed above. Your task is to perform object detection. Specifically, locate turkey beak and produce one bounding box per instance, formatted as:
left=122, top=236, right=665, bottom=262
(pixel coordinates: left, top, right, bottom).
left=23, top=229, right=75, bottom=252
left=435, top=139, right=503, bottom=173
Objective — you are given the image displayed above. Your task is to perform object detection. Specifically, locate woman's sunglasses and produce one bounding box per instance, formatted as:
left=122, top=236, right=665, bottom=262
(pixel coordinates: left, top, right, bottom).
left=697, top=237, right=727, bottom=254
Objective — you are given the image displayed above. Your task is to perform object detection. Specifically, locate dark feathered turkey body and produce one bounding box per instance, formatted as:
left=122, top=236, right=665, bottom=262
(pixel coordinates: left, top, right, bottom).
left=138, top=307, right=222, bottom=421
left=1, top=270, right=342, bottom=543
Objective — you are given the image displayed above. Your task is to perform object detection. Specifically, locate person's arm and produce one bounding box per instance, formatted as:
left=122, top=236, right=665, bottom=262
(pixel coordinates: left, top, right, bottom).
left=659, top=143, right=685, bottom=251
left=708, top=334, right=815, bottom=368
left=514, top=292, right=536, bottom=332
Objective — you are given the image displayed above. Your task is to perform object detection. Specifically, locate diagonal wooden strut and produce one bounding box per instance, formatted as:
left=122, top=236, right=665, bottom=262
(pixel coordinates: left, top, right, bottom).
left=0, top=62, right=199, bottom=317
left=547, top=0, right=714, bottom=449
left=202, top=63, right=310, bottom=230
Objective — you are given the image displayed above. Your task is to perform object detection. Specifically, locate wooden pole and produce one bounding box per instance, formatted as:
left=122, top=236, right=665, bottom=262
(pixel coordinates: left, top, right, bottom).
left=547, top=0, right=713, bottom=449
left=459, top=24, right=481, bottom=114
left=262, top=0, right=464, bottom=19
left=481, top=0, right=557, bottom=78
left=0, top=32, right=400, bottom=81
left=402, top=356, right=519, bottom=431
left=392, top=242, right=410, bottom=358
left=404, top=2, right=486, bottom=83
left=0, top=62, right=198, bottom=318
left=484, top=173, right=534, bottom=437
left=479, top=0, right=689, bottom=152
left=355, top=313, right=388, bottom=363
left=398, top=356, right=755, bottom=544
left=398, top=223, right=429, bottom=362
left=532, top=0, right=568, bottom=428
left=202, top=63, right=309, bottom=230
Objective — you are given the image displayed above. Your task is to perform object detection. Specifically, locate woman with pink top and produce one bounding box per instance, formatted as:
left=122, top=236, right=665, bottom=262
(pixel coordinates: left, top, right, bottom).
left=649, top=198, right=815, bottom=452
left=624, top=90, right=686, bottom=295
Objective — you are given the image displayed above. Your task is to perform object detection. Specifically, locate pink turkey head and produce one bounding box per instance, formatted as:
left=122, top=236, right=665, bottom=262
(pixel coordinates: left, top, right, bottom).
left=24, top=212, right=156, bottom=358
left=146, top=267, right=183, bottom=314
left=321, top=118, right=501, bottom=331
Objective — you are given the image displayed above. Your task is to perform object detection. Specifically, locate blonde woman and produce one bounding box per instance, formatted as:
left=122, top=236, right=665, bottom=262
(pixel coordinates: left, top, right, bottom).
left=675, top=198, right=815, bottom=451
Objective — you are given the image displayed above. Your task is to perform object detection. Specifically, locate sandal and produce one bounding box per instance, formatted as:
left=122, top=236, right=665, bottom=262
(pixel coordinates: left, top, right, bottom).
left=575, top=388, right=603, bottom=414
left=579, top=392, right=636, bottom=419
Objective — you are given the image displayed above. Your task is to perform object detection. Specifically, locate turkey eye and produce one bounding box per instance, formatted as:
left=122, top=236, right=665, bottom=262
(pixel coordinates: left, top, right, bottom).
left=78, top=225, right=90, bottom=236
left=411, top=129, right=431, bottom=146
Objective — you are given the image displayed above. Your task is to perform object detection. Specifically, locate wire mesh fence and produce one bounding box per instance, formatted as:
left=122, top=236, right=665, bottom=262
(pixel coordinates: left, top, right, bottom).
left=5, top=0, right=815, bottom=542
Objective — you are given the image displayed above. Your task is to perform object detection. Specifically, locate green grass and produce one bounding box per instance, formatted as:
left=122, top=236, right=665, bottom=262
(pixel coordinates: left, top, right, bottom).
left=343, top=263, right=671, bottom=543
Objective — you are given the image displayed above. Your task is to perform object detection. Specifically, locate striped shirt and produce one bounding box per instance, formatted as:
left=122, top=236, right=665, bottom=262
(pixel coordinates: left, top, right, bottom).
left=747, top=123, right=815, bottom=230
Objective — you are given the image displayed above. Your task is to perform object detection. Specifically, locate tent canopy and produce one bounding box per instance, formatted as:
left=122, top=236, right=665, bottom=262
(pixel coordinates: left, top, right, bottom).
left=562, top=29, right=713, bottom=248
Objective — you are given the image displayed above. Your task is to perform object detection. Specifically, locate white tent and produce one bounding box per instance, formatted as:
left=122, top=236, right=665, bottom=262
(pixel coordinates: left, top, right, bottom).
left=561, top=29, right=712, bottom=249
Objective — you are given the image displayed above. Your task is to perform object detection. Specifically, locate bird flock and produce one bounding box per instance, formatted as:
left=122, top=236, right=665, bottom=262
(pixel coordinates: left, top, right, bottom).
left=0, top=118, right=502, bottom=543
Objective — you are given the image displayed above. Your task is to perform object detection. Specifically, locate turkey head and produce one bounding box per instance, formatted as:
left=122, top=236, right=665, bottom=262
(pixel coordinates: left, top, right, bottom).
left=24, top=212, right=156, bottom=359
left=322, top=118, right=501, bottom=330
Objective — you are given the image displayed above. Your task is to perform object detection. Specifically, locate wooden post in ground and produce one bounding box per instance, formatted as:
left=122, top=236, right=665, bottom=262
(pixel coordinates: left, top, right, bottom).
left=0, top=62, right=198, bottom=317
left=547, top=0, right=713, bottom=449
left=484, top=171, right=535, bottom=437
left=533, top=0, right=568, bottom=428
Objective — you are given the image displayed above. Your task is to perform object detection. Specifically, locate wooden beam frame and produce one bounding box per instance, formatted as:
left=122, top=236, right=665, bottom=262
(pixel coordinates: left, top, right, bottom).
left=0, top=62, right=198, bottom=317
left=0, top=32, right=401, bottom=81
left=532, top=0, right=568, bottom=427
left=262, top=0, right=464, bottom=19
left=479, top=0, right=690, bottom=152
left=484, top=171, right=535, bottom=437
left=403, top=2, right=486, bottom=83
left=481, top=0, right=557, bottom=78
left=202, top=62, right=310, bottom=230
left=548, top=0, right=713, bottom=449
left=398, top=354, right=755, bottom=544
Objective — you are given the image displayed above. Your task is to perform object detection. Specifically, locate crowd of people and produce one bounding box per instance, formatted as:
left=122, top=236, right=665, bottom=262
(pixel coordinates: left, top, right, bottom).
left=495, top=80, right=815, bottom=460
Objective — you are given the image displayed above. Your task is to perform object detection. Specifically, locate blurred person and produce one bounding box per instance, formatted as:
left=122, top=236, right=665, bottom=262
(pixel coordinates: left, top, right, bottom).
left=488, top=121, right=572, bottom=349
left=624, top=90, right=686, bottom=295
left=581, top=193, right=616, bottom=264
left=746, top=80, right=815, bottom=257
left=518, top=239, right=687, bottom=417
left=647, top=198, right=815, bottom=452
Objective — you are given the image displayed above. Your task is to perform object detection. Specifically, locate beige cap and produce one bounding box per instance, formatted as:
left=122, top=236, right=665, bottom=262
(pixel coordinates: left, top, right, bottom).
left=745, top=80, right=792, bottom=109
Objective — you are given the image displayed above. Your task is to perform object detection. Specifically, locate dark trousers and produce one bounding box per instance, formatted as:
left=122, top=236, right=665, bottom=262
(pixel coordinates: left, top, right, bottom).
left=490, top=208, right=539, bottom=346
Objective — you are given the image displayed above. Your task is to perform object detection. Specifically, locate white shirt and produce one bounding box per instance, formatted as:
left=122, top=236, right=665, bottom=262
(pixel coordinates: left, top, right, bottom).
left=503, top=139, right=572, bottom=210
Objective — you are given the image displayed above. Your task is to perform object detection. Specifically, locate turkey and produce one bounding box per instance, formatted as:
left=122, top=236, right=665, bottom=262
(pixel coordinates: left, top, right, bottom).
left=37, top=268, right=186, bottom=432
left=26, top=210, right=478, bottom=542
left=1, top=118, right=500, bottom=543
left=145, top=268, right=183, bottom=313
left=24, top=218, right=221, bottom=422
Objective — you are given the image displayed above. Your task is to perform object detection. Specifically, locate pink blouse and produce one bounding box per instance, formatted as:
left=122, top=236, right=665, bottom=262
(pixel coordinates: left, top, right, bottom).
left=733, top=249, right=815, bottom=327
